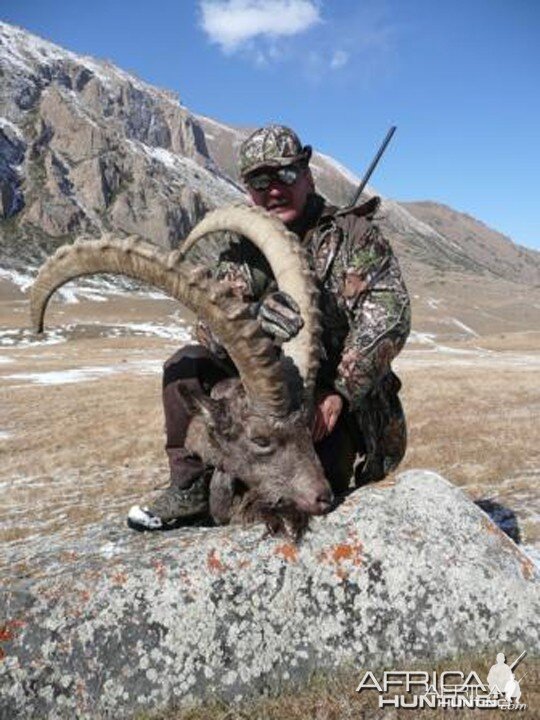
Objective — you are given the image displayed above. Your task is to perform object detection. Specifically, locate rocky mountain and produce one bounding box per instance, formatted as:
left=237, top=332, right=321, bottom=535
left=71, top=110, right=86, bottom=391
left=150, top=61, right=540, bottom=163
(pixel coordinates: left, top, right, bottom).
left=0, top=22, right=242, bottom=273
left=1, top=21, right=539, bottom=338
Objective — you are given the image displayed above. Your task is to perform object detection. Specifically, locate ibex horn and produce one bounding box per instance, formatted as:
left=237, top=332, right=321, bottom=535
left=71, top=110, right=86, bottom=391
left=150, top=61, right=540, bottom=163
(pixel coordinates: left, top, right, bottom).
left=178, top=204, right=322, bottom=400
left=30, top=236, right=291, bottom=416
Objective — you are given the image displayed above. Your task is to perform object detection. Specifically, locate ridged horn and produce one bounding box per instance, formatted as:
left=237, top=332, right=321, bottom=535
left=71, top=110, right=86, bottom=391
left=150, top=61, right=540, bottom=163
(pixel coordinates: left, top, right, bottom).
left=30, top=236, right=290, bottom=417
left=179, top=204, right=322, bottom=400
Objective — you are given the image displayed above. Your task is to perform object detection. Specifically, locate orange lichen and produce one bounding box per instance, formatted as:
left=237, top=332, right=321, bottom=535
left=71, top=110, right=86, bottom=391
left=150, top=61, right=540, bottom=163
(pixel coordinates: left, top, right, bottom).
left=153, top=560, right=167, bottom=581
left=482, top=517, right=500, bottom=536
left=0, top=619, right=25, bottom=643
left=378, top=475, right=398, bottom=488
left=332, top=544, right=355, bottom=562
left=207, top=548, right=227, bottom=572
left=319, top=540, right=364, bottom=572
left=112, top=572, right=128, bottom=586
left=0, top=626, right=13, bottom=642
left=274, top=543, right=298, bottom=563
left=520, top=556, right=535, bottom=581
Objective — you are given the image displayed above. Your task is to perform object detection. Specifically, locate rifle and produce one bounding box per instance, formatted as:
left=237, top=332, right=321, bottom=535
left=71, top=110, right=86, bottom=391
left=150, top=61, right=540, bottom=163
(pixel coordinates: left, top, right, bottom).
left=350, top=125, right=397, bottom=207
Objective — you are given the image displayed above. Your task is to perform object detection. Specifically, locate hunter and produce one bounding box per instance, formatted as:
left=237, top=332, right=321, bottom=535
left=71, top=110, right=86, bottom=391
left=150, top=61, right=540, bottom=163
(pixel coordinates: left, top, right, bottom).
left=128, top=124, right=411, bottom=530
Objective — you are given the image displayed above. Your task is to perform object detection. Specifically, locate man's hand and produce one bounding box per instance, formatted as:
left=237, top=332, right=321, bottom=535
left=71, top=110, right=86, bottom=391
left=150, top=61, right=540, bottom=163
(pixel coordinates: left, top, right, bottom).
left=258, top=291, right=304, bottom=341
left=312, top=391, right=343, bottom=443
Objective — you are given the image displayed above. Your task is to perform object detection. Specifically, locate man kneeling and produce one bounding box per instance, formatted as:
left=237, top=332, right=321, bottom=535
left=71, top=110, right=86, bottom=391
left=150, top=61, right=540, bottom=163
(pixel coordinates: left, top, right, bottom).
left=128, top=124, right=410, bottom=530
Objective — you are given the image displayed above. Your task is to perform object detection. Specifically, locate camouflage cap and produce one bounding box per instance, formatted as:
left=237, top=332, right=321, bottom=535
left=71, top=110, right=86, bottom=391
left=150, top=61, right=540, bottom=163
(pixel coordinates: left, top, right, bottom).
left=239, top=124, right=312, bottom=178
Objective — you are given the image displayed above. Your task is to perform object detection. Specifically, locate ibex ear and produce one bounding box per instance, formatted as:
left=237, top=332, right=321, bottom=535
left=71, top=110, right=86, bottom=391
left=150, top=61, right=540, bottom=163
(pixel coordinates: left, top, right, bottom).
left=176, top=385, right=231, bottom=434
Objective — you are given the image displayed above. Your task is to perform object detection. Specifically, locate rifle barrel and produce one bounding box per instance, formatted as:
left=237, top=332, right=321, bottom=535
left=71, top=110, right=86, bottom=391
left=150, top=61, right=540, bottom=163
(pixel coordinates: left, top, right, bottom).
left=351, top=125, right=396, bottom=206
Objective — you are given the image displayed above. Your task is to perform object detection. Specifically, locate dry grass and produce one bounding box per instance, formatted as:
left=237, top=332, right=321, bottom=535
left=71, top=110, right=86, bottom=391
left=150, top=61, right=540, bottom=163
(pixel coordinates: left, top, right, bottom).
left=394, top=337, right=540, bottom=548
left=138, top=656, right=540, bottom=720
left=399, top=361, right=540, bottom=485
left=1, top=296, right=539, bottom=557
left=1, top=291, right=539, bottom=718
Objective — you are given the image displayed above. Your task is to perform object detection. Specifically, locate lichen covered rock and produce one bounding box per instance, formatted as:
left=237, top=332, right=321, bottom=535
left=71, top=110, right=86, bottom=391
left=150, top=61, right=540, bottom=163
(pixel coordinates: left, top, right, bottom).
left=1, top=471, right=538, bottom=719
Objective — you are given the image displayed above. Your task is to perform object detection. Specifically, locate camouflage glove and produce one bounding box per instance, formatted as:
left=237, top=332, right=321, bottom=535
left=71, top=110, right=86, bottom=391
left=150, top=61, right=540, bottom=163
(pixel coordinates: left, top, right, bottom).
left=257, top=291, right=304, bottom=341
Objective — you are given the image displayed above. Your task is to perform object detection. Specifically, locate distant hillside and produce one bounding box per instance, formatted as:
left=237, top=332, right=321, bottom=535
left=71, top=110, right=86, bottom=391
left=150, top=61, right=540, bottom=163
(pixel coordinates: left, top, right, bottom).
left=403, top=201, right=540, bottom=287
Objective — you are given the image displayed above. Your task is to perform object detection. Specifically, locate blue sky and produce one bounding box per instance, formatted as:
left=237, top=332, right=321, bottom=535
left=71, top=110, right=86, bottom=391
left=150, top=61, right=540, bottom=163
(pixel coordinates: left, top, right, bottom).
left=2, top=1, right=539, bottom=249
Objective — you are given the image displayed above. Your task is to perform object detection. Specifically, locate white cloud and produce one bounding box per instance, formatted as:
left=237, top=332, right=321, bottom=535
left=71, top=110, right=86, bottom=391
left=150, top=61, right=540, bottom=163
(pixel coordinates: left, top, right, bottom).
left=330, top=49, right=348, bottom=69
left=199, top=0, right=321, bottom=52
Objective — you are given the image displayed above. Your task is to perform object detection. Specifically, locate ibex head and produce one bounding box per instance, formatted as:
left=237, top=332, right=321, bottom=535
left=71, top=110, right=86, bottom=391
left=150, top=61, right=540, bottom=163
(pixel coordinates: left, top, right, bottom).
left=30, top=205, right=334, bottom=536
left=184, top=378, right=331, bottom=518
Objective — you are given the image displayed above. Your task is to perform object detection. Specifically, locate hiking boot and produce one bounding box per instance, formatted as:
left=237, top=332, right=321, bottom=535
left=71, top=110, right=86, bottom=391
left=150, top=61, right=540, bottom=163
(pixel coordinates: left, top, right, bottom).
left=127, top=475, right=209, bottom=531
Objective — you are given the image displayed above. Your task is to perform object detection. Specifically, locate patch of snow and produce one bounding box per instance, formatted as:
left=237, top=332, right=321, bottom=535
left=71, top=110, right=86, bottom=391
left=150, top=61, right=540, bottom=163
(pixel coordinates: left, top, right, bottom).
left=0, top=321, right=192, bottom=348
left=0, top=328, right=66, bottom=348
left=0, top=431, right=11, bottom=441
left=0, top=267, right=33, bottom=292
left=142, top=290, right=169, bottom=300
left=5, top=359, right=162, bottom=385
left=55, top=286, right=80, bottom=304
left=197, top=114, right=241, bottom=134
left=450, top=318, right=479, bottom=337
left=426, top=297, right=442, bottom=310
left=131, top=140, right=244, bottom=204
left=110, top=322, right=192, bottom=341
left=433, top=344, right=485, bottom=355
left=99, top=541, right=125, bottom=559
left=0, top=21, right=183, bottom=110
left=0, top=355, right=14, bottom=364
left=381, top=197, right=453, bottom=244
left=53, top=284, right=110, bottom=304
left=408, top=331, right=437, bottom=345
left=77, top=291, right=108, bottom=302
left=0, top=116, right=24, bottom=140
left=312, top=151, right=361, bottom=186
left=0, top=265, right=180, bottom=302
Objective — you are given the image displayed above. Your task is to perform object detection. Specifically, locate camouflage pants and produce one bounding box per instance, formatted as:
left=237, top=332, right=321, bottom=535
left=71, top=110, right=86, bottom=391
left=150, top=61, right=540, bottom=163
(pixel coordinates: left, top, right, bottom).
left=162, top=345, right=406, bottom=492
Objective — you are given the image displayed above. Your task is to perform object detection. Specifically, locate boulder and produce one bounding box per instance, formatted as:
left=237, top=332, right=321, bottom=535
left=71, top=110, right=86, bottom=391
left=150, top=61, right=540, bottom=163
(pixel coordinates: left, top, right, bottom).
left=1, top=470, right=538, bottom=719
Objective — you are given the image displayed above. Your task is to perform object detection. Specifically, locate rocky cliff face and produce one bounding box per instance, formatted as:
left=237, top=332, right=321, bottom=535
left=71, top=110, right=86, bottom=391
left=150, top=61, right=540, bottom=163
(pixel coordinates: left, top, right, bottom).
left=0, top=22, right=242, bottom=272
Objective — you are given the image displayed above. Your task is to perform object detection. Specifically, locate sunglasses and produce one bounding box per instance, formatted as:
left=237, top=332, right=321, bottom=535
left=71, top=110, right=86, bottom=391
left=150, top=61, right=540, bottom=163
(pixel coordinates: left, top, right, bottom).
left=245, top=163, right=305, bottom=192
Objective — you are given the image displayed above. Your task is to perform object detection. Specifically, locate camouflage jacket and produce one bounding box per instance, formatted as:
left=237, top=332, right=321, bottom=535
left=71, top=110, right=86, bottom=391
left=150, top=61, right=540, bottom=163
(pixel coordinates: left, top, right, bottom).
left=197, top=194, right=411, bottom=412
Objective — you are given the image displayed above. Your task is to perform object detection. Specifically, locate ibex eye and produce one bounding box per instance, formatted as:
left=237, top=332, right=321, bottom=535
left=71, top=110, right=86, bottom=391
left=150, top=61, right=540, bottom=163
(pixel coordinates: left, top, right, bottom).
left=251, top=436, right=271, bottom=448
